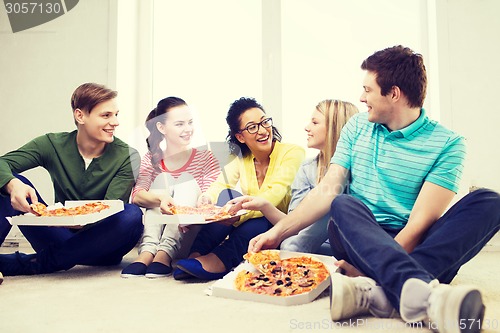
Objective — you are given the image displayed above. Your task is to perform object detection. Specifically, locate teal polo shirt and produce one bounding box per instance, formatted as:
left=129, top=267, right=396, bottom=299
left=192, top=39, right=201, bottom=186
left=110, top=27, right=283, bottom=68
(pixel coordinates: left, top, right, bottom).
left=332, top=109, right=466, bottom=229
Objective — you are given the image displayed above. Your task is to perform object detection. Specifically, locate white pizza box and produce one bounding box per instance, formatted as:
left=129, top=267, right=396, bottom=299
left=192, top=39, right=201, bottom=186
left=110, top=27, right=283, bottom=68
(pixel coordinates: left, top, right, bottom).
left=210, top=250, right=337, bottom=306
left=8, top=200, right=124, bottom=227
left=144, top=207, right=248, bottom=225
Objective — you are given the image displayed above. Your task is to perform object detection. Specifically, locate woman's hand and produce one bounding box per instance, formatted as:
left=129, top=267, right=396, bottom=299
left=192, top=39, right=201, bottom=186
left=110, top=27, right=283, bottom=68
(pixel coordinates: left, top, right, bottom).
left=159, top=195, right=175, bottom=214
left=197, top=194, right=212, bottom=207
left=228, top=195, right=270, bottom=211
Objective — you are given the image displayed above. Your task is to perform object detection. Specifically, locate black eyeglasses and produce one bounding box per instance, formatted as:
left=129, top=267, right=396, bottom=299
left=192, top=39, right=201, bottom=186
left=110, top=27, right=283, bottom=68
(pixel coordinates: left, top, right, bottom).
left=239, top=117, right=273, bottom=134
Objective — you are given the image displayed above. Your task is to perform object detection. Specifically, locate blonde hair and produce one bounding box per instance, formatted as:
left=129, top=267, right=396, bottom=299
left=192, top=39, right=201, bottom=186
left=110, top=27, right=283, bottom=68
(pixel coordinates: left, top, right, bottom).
left=316, top=99, right=359, bottom=183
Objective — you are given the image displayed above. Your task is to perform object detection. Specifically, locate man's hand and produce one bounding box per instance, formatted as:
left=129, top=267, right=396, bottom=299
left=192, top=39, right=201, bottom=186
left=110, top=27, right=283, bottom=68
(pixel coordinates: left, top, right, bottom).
left=247, top=227, right=282, bottom=253
left=334, top=259, right=365, bottom=277
left=6, top=178, right=37, bottom=212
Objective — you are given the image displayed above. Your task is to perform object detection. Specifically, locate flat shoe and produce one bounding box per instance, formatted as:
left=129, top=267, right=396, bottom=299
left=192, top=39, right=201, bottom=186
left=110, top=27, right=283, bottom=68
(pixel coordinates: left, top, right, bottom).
left=121, top=262, right=147, bottom=278
left=173, top=268, right=194, bottom=281
left=176, top=258, right=228, bottom=281
left=145, top=262, right=172, bottom=278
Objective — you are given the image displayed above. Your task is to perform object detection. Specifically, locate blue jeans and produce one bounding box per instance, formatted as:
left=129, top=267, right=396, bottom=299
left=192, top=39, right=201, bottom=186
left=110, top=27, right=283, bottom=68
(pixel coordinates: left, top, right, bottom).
left=280, top=213, right=333, bottom=255
left=328, top=189, right=500, bottom=311
left=189, top=189, right=273, bottom=270
left=0, top=174, right=144, bottom=274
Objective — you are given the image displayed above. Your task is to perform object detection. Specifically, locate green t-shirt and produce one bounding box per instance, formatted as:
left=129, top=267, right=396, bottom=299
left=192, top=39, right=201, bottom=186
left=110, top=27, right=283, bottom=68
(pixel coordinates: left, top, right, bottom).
left=0, top=131, right=140, bottom=203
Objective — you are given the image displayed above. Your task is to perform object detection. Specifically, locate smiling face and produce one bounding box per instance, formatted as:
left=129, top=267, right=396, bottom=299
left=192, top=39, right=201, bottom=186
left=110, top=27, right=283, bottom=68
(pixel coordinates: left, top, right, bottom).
left=235, top=107, right=273, bottom=156
left=305, top=108, right=327, bottom=150
left=157, top=104, right=194, bottom=149
left=360, top=71, right=395, bottom=126
left=76, top=98, right=119, bottom=144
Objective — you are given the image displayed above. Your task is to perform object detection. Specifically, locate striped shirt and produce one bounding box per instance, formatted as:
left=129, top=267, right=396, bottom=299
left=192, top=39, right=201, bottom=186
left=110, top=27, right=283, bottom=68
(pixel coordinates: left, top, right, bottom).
left=332, top=109, right=466, bottom=229
left=132, top=148, right=220, bottom=200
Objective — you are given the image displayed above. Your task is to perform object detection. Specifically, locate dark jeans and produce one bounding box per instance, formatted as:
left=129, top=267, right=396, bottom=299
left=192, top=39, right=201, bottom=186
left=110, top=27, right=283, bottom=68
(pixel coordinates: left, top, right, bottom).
left=328, top=189, right=500, bottom=311
left=190, top=189, right=273, bottom=270
left=0, top=174, right=144, bottom=274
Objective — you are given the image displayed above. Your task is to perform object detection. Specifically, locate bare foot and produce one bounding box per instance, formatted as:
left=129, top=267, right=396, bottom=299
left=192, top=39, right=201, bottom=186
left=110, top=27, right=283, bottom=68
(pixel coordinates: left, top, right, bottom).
left=153, top=250, right=172, bottom=266
left=188, top=252, right=201, bottom=259
left=195, top=253, right=226, bottom=273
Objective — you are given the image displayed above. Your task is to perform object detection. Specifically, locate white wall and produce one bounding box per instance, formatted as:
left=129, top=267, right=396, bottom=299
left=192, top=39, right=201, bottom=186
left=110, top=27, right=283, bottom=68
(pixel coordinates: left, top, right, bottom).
left=434, top=0, right=500, bottom=196
left=0, top=0, right=115, bottom=202
left=280, top=0, right=426, bottom=153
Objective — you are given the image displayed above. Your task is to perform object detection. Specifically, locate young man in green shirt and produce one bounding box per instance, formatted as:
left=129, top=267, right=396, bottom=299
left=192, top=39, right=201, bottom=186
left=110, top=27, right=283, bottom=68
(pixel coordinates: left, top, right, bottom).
left=0, top=82, right=143, bottom=277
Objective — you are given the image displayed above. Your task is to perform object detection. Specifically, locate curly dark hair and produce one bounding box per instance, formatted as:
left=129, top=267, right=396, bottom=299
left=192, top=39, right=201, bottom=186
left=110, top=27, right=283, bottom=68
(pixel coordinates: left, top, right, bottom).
left=145, top=97, right=187, bottom=170
left=361, top=45, right=427, bottom=108
left=225, top=97, right=282, bottom=157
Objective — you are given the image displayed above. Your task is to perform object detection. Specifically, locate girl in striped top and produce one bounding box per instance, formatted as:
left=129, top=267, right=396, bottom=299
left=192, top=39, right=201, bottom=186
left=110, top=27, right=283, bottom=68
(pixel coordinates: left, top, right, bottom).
left=121, top=97, right=220, bottom=278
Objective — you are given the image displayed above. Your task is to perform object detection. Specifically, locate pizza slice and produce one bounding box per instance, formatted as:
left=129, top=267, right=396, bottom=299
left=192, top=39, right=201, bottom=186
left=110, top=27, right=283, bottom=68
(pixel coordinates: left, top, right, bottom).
left=164, top=203, right=237, bottom=222
left=28, top=201, right=110, bottom=217
left=243, top=250, right=281, bottom=274
left=30, top=202, right=48, bottom=216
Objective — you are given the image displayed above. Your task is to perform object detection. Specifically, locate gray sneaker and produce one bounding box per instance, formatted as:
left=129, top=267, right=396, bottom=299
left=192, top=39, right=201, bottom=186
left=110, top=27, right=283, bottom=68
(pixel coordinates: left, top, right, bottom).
left=330, top=273, right=397, bottom=321
left=400, top=278, right=484, bottom=333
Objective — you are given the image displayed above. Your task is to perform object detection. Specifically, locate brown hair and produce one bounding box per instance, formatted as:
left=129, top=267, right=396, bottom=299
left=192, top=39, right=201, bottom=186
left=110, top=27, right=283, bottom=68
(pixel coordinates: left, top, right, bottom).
left=145, top=97, right=188, bottom=170
left=361, top=45, right=427, bottom=108
left=315, top=99, right=358, bottom=183
left=71, top=83, right=117, bottom=113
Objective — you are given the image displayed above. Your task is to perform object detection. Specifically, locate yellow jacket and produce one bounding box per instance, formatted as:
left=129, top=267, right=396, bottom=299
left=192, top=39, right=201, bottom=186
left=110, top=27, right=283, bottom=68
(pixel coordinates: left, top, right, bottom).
left=205, top=141, right=305, bottom=226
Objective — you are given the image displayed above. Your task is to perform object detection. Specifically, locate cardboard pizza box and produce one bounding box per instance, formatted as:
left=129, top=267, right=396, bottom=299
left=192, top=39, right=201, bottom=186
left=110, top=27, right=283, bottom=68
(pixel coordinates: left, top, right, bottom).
left=144, top=207, right=248, bottom=225
left=210, top=250, right=337, bottom=306
left=8, top=200, right=124, bottom=227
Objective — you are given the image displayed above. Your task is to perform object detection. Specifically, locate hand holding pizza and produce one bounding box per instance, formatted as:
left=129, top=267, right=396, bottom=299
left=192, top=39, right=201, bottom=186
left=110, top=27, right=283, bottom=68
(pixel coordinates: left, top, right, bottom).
left=228, top=195, right=276, bottom=214
left=159, top=195, right=176, bottom=215
left=248, top=227, right=283, bottom=253
left=6, top=178, right=38, bottom=213
left=197, top=194, right=212, bottom=207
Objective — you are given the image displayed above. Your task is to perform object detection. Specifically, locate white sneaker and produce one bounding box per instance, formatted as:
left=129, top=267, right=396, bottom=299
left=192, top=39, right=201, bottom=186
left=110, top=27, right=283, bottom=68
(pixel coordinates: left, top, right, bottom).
left=400, top=278, right=485, bottom=333
left=330, top=273, right=397, bottom=321
left=0, top=271, right=3, bottom=285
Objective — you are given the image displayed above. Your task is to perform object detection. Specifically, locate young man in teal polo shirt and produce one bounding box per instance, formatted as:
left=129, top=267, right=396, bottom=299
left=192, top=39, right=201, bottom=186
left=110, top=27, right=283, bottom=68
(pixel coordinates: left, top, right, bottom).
left=0, top=82, right=143, bottom=277
left=249, top=46, right=500, bottom=333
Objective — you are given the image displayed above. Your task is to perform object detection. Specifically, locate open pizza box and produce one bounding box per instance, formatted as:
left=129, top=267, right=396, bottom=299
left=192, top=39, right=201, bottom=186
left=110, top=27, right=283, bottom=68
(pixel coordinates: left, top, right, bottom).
left=144, top=207, right=248, bottom=225
left=8, top=200, right=124, bottom=227
left=209, top=250, right=338, bottom=306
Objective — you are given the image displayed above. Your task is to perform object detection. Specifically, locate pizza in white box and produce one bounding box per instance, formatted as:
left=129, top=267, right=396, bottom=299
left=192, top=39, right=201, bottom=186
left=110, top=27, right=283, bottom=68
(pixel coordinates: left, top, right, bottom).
left=144, top=206, right=247, bottom=225
left=8, top=200, right=124, bottom=227
left=211, top=250, right=337, bottom=306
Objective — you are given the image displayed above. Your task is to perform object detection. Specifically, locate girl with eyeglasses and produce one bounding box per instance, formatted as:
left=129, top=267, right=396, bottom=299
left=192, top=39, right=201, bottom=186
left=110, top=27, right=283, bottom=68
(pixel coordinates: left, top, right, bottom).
left=229, top=100, right=359, bottom=255
left=173, top=97, right=305, bottom=280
